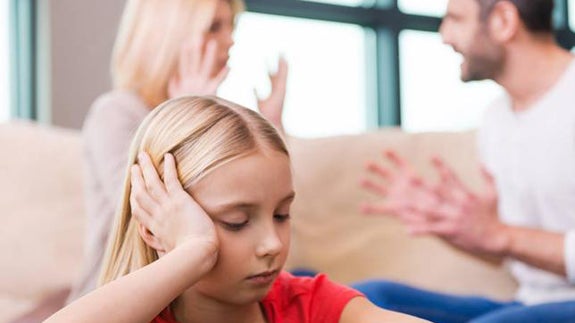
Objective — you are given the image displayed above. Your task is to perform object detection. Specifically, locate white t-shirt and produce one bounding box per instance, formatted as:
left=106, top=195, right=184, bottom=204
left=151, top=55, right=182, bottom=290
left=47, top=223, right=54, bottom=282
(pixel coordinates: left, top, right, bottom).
left=478, top=59, right=575, bottom=304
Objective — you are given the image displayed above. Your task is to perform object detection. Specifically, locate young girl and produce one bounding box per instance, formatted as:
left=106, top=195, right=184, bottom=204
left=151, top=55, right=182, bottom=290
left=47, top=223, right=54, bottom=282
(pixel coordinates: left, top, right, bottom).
left=46, top=96, right=426, bottom=323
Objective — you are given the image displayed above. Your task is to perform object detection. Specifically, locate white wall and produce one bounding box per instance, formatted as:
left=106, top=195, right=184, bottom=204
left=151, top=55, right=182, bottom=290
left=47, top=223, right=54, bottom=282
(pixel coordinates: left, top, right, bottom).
left=45, top=0, right=124, bottom=129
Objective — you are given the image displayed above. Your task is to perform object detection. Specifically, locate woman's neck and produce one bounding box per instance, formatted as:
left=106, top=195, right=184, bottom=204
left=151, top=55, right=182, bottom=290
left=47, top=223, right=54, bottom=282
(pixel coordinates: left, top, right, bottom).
left=171, top=290, right=267, bottom=323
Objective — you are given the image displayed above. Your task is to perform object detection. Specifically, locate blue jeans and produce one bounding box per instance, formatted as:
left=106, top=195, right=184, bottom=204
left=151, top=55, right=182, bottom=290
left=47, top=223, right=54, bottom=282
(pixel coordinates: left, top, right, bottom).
left=352, top=280, right=575, bottom=323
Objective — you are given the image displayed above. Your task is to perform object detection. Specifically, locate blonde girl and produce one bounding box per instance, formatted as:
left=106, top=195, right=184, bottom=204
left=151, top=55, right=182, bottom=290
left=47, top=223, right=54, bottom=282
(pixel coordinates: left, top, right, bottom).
left=48, top=96, right=426, bottom=323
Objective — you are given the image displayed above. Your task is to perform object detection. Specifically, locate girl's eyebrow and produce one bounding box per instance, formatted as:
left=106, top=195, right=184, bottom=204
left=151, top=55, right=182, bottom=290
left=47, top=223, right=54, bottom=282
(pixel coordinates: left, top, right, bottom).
left=211, top=202, right=255, bottom=215
left=282, top=192, right=296, bottom=203
left=211, top=191, right=296, bottom=214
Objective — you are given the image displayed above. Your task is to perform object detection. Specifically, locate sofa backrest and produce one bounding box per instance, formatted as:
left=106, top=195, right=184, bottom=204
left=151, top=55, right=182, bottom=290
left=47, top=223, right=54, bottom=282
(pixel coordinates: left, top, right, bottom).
left=0, top=121, right=85, bottom=301
left=0, top=122, right=516, bottom=307
left=287, top=129, right=517, bottom=300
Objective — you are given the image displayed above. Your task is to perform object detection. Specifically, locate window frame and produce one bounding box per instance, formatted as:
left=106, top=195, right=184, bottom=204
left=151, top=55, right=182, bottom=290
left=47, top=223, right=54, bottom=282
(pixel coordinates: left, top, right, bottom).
left=244, top=0, right=575, bottom=128
left=9, top=0, right=575, bottom=125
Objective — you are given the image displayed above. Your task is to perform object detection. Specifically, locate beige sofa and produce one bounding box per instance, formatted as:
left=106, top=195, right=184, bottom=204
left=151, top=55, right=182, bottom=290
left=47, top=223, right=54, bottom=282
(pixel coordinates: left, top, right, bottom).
left=0, top=121, right=517, bottom=322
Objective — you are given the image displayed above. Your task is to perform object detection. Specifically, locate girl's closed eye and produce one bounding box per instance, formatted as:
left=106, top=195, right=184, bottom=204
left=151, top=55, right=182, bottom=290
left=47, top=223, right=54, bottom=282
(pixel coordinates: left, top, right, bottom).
left=221, top=219, right=249, bottom=231
left=274, top=214, right=290, bottom=223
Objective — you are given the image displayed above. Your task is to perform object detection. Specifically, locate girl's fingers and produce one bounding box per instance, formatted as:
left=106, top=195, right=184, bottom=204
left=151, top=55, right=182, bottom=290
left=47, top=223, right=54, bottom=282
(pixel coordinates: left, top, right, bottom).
left=130, top=165, right=154, bottom=224
left=163, top=153, right=184, bottom=194
left=138, top=152, right=167, bottom=201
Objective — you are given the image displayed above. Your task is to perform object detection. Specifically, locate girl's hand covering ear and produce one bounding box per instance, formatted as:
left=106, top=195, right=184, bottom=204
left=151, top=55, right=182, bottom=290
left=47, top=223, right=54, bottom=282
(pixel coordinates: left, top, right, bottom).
left=130, top=152, right=218, bottom=257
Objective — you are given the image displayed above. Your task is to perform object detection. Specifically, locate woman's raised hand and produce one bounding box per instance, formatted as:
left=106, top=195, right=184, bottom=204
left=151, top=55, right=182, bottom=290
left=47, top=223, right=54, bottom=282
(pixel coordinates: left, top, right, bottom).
left=168, top=34, right=229, bottom=98
left=130, top=152, right=218, bottom=257
left=255, top=56, right=288, bottom=133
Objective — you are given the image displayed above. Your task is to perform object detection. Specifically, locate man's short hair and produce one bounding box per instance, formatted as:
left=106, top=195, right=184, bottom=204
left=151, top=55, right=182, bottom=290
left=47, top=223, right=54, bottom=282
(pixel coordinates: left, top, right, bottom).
left=477, top=0, right=554, bottom=33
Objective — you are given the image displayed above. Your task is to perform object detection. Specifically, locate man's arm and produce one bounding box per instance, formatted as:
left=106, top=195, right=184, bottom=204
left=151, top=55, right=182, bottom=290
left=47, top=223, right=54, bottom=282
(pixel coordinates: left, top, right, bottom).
left=498, top=226, right=566, bottom=276
left=361, top=150, right=571, bottom=278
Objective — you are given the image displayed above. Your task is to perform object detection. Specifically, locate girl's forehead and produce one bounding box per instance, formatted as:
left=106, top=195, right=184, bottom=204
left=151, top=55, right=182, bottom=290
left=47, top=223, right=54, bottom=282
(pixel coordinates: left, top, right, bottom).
left=191, top=152, right=293, bottom=207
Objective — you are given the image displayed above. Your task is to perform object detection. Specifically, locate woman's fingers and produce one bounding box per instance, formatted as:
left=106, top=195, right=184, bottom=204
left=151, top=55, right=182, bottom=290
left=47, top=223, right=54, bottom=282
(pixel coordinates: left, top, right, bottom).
left=200, top=40, right=218, bottom=78
left=211, top=65, right=230, bottom=91
left=189, top=33, right=205, bottom=75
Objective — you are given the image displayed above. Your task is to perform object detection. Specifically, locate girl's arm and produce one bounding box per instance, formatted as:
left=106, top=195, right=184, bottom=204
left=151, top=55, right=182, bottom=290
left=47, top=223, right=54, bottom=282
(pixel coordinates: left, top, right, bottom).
left=340, top=297, right=430, bottom=323
left=46, top=153, right=218, bottom=323
left=45, top=240, right=216, bottom=323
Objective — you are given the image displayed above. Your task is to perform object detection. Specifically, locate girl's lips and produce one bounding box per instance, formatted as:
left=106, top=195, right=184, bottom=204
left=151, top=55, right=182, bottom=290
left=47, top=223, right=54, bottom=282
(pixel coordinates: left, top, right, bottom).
left=246, top=270, right=279, bottom=285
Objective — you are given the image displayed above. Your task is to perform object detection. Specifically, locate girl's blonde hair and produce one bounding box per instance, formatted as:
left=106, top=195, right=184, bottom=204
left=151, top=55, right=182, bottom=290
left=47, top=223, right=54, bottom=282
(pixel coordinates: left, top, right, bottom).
left=100, top=96, right=288, bottom=284
left=111, top=0, right=244, bottom=107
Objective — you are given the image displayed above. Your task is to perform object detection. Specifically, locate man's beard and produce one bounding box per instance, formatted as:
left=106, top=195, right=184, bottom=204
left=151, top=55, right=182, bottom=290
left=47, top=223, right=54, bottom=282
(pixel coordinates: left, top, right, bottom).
left=460, top=31, right=504, bottom=82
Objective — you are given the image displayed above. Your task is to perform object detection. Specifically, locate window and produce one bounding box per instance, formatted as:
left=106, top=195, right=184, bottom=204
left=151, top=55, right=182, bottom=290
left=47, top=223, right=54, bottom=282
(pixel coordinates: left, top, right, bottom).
left=0, top=0, right=10, bottom=122
left=399, top=30, right=503, bottom=132
left=570, top=0, right=575, bottom=31
left=303, top=0, right=367, bottom=6
left=219, top=12, right=367, bottom=138
left=398, top=0, right=447, bottom=17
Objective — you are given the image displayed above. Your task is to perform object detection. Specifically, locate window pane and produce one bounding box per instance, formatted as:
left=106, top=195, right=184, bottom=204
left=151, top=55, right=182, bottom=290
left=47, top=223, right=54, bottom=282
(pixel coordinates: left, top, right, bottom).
left=302, top=0, right=368, bottom=6
left=399, top=30, right=503, bottom=132
left=398, top=0, right=447, bottom=17
left=219, top=12, right=367, bottom=138
left=570, top=0, right=575, bottom=31
left=0, top=0, right=9, bottom=122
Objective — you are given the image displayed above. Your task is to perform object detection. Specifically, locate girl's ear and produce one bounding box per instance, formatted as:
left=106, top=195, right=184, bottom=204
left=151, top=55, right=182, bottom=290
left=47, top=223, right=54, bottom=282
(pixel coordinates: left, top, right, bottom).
left=137, top=223, right=166, bottom=253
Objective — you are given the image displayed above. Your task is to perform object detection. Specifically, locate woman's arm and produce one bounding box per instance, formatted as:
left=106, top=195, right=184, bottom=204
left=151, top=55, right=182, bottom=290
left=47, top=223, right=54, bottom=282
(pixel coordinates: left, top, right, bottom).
left=340, top=297, right=430, bottom=323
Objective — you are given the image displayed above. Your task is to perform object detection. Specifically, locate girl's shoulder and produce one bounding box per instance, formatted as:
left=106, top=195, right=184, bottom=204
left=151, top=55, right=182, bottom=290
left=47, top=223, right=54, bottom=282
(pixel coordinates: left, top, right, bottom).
left=261, top=271, right=363, bottom=323
left=150, top=307, right=177, bottom=323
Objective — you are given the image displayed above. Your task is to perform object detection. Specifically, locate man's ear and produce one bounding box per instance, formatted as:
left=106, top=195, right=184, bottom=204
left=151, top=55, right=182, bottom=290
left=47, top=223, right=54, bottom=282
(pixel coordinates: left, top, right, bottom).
left=138, top=223, right=166, bottom=253
left=488, top=1, right=521, bottom=43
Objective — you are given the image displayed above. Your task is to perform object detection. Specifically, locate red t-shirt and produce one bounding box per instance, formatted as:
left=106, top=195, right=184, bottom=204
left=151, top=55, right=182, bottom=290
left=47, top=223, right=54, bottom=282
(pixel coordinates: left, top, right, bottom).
left=152, top=271, right=363, bottom=323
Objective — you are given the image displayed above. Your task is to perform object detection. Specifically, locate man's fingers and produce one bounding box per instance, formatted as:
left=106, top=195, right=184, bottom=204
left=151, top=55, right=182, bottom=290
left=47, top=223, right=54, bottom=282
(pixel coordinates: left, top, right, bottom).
left=360, top=202, right=395, bottom=215
left=432, top=157, right=464, bottom=187
left=360, top=178, right=387, bottom=196
left=366, top=161, right=391, bottom=181
left=480, top=165, right=498, bottom=198
left=384, top=150, right=407, bottom=170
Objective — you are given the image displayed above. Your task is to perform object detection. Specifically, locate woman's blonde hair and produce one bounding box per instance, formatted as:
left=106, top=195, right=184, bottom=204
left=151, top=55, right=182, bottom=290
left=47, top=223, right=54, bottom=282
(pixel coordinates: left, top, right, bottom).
left=111, top=0, right=244, bottom=107
left=99, top=96, right=288, bottom=285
